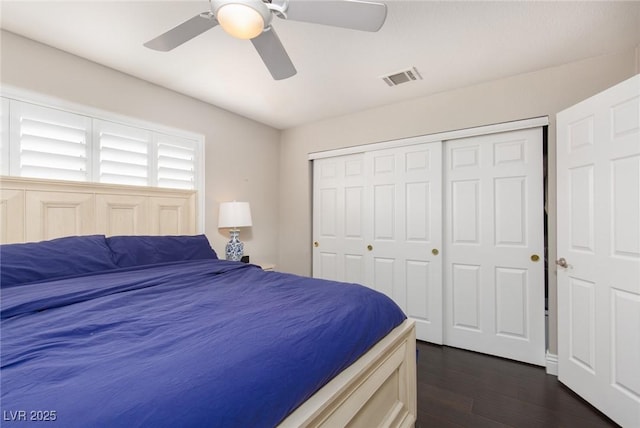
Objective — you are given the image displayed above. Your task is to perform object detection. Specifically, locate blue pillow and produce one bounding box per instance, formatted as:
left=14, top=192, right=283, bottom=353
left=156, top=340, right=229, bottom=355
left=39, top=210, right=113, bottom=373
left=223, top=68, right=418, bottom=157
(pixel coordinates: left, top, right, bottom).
left=0, top=235, right=119, bottom=287
left=106, top=234, right=218, bottom=268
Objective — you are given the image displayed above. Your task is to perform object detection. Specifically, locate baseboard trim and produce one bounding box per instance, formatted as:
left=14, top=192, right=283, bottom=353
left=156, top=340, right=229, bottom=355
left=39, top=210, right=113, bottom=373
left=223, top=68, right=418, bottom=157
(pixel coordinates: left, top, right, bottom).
left=546, top=352, right=558, bottom=376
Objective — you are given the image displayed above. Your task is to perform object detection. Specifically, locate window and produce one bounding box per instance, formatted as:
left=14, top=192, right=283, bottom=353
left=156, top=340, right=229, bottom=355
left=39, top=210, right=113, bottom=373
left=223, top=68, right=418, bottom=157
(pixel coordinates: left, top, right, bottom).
left=1, top=98, right=201, bottom=191
left=9, top=101, right=91, bottom=182
left=95, top=120, right=150, bottom=187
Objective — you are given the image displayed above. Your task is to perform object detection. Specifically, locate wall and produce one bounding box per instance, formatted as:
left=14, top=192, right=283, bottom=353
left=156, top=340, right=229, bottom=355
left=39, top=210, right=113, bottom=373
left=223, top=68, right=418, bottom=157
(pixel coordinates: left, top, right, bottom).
left=278, top=47, right=639, bottom=356
left=0, top=30, right=281, bottom=264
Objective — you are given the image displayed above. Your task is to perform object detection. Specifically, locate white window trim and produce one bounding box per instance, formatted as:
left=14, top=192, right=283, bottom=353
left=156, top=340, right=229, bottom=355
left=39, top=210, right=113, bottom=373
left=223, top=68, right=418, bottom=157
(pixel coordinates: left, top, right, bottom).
left=0, top=84, right=206, bottom=233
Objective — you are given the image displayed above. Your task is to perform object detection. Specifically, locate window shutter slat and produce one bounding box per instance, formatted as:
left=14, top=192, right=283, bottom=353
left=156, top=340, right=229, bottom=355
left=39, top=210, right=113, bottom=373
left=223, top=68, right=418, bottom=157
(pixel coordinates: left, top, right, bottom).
left=99, top=173, right=148, bottom=187
left=158, top=156, right=193, bottom=171
left=157, top=178, right=195, bottom=190
left=158, top=144, right=193, bottom=160
left=21, top=118, right=87, bottom=143
left=100, top=160, right=148, bottom=177
left=158, top=166, right=194, bottom=181
left=101, top=147, right=148, bottom=165
left=21, top=135, right=87, bottom=157
left=100, top=134, right=148, bottom=153
left=21, top=150, right=86, bottom=170
left=20, top=165, right=87, bottom=182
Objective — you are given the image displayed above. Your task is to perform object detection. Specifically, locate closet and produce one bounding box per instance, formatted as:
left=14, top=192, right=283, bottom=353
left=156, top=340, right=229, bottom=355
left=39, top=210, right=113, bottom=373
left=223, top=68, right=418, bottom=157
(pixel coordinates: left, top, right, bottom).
left=311, top=121, right=546, bottom=366
left=313, top=143, right=443, bottom=343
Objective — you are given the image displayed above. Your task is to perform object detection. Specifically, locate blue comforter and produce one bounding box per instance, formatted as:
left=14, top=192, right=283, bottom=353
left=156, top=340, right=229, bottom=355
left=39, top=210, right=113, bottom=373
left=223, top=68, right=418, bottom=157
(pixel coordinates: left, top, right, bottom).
left=1, top=260, right=405, bottom=427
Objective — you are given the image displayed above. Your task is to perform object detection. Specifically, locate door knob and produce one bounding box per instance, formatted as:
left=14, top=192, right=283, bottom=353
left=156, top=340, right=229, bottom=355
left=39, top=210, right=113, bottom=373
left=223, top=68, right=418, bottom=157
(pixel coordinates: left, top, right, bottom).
left=556, top=257, right=568, bottom=268
left=313, top=241, right=319, bottom=248
left=531, top=254, right=540, bottom=262
left=432, top=248, right=439, bottom=256
left=367, top=245, right=373, bottom=251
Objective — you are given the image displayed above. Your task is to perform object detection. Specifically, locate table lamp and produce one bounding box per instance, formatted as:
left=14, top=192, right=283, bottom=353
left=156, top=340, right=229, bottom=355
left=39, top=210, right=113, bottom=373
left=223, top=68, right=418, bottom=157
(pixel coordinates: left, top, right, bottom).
left=218, top=201, right=252, bottom=261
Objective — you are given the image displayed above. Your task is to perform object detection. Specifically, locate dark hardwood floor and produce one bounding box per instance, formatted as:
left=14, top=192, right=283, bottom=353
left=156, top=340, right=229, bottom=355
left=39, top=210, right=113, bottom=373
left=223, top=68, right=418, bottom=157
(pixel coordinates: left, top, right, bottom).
left=415, top=341, right=619, bottom=428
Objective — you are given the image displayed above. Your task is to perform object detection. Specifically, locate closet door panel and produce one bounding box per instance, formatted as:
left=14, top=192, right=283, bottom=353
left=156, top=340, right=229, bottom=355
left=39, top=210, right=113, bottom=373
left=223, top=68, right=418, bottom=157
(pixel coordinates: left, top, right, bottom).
left=405, top=182, right=429, bottom=242
left=406, top=260, right=430, bottom=320
left=444, top=128, right=545, bottom=366
left=372, top=257, right=395, bottom=298
left=312, top=154, right=366, bottom=282
left=318, top=252, right=338, bottom=281
left=494, top=177, right=527, bottom=246
left=372, top=184, right=395, bottom=240
left=314, top=158, right=341, bottom=280
left=451, top=263, right=481, bottom=331
left=366, top=143, right=443, bottom=344
left=313, top=142, right=442, bottom=344
left=451, top=180, right=480, bottom=244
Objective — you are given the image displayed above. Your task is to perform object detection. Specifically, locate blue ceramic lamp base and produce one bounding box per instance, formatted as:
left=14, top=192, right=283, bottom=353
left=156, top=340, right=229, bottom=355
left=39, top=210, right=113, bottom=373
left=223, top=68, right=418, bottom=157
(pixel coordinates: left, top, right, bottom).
left=225, top=229, right=244, bottom=261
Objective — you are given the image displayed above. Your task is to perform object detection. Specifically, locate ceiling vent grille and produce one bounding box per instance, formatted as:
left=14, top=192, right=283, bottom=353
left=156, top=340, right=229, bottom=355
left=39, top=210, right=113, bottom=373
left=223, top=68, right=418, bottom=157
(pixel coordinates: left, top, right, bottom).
left=381, top=67, right=422, bottom=87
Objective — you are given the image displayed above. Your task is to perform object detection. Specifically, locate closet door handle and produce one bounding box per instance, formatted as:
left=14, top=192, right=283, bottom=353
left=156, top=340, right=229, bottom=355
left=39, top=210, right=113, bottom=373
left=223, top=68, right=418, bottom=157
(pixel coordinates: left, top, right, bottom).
left=367, top=245, right=373, bottom=251
left=432, top=248, right=439, bottom=256
left=313, top=241, right=319, bottom=248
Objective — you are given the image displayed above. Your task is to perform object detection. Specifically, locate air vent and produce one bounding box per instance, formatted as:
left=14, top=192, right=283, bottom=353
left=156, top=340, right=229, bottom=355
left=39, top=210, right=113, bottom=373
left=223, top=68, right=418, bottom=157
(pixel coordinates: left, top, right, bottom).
left=381, top=67, right=423, bottom=87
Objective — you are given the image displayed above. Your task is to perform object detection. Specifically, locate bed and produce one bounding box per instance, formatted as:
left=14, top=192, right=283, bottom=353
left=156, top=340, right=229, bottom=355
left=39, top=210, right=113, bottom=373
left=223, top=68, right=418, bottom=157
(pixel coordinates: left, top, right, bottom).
left=0, top=177, right=417, bottom=427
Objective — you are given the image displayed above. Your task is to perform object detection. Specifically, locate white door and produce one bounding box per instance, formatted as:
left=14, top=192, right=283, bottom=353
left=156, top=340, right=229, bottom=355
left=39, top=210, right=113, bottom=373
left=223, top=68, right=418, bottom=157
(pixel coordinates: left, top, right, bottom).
left=557, top=74, right=640, bottom=427
left=444, top=128, right=546, bottom=365
left=312, top=143, right=443, bottom=344
left=312, top=154, right=367, bottom=283
left=365, top=143, right=443, bottom=343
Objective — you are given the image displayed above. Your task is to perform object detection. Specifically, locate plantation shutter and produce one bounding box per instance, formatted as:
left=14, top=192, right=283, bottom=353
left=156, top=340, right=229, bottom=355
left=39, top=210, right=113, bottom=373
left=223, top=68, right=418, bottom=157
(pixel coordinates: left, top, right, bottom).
left=1, top=97, right=9, bottom=175
left=94, top=120, right=151, bottom=187
left=9, top=101, right=91, bottom=182
left=3, top=97, right=202, bottom=195
left=156, top=134, right=197, bottom=190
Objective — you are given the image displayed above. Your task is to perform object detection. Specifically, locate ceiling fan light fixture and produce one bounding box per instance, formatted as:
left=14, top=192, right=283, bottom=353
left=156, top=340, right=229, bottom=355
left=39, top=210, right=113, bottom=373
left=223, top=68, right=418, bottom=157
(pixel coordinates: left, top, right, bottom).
left=213, top=0, right=270, bottom=40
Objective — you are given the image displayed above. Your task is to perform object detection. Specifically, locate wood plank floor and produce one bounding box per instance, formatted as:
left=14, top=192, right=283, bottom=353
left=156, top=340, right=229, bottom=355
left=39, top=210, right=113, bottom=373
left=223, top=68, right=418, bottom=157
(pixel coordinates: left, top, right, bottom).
left=415, top=341, right=619, bottom=428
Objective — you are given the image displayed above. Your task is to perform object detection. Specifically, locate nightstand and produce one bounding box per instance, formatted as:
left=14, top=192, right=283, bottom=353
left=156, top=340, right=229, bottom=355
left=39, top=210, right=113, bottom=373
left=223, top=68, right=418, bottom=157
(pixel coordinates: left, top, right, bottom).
left=256, top=262, right=275, bottom=271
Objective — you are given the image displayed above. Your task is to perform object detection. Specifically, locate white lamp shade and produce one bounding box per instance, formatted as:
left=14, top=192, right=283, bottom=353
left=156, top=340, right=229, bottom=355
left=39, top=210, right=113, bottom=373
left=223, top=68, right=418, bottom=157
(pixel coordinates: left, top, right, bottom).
left=218, top=201, right=252, bottom=228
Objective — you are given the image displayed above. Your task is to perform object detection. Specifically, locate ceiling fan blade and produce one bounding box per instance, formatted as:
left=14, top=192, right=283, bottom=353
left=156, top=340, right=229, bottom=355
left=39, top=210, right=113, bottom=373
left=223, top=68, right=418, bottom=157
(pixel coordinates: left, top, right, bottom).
left=284, top=0, right=387, bottom=32
left=144, top=13, right=218, bottom=51
left=251, top=27, right=297, bottom=80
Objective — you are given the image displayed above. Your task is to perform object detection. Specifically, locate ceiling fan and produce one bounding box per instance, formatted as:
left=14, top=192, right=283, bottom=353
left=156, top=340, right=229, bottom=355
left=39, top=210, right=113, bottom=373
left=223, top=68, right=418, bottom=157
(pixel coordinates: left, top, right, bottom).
left=144, top=0, right=387, bottom=80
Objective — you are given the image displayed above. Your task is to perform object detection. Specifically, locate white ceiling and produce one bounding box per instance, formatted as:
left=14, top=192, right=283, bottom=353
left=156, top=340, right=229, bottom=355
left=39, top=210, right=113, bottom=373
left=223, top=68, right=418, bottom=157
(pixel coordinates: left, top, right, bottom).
left=1, top=1, right=639, bottom=130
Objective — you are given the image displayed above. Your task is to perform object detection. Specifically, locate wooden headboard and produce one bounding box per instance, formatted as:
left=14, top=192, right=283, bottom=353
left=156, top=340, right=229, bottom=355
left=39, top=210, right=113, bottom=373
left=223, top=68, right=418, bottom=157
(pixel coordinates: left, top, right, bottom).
left=0, top=176, right=196, bottom=244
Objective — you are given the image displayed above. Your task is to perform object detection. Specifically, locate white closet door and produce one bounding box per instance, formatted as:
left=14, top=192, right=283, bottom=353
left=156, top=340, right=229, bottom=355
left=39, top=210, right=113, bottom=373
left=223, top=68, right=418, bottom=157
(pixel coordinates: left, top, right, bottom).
left=365, top=143, right=443, bottom=344
left=312, top=154, right=367, bottom=284
left=557, top=74, right=639, bottom=427
left=444, top=128, right=545, bottom=365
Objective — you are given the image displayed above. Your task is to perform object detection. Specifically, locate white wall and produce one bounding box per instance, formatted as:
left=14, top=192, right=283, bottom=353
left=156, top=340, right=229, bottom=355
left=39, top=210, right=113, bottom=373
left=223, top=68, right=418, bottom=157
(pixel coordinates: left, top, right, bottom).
left=0, top=30, right=281, bottom=264
left=278, top=47, right=639, bottom=355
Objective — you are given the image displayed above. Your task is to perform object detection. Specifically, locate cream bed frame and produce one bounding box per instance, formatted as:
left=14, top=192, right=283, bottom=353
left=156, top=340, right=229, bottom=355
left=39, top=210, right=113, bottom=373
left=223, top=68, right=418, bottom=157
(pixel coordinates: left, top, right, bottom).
left=0, top=176, right=417, bottom=428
